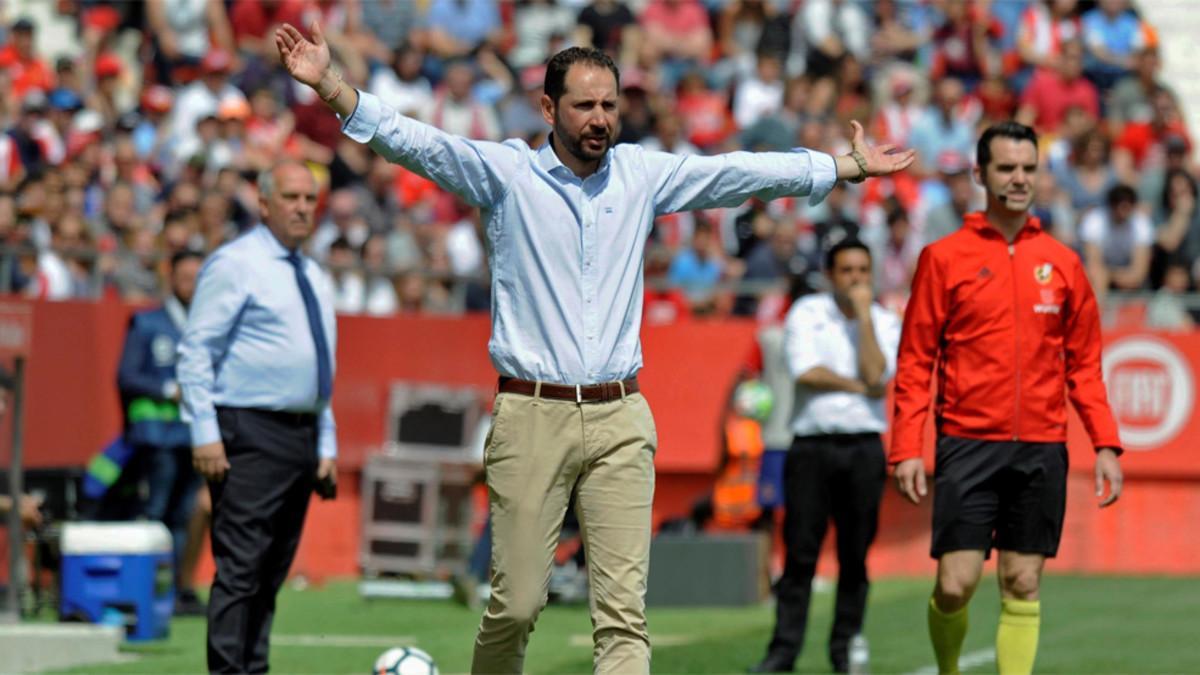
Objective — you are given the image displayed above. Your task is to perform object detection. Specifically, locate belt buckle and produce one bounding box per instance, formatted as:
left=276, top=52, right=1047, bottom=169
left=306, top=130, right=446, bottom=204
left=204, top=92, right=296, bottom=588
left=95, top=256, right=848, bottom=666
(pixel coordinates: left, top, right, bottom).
left=575, top=384, right=582, bottom=404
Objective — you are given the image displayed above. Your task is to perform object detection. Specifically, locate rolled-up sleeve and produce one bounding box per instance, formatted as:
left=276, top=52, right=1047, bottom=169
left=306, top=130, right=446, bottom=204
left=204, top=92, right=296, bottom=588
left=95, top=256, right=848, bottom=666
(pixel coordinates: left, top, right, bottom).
left=339, top=89, right=525, bottom=209
left=645, top=146, right=838, bottom=215
left=177, top=254, right=246, bottom=447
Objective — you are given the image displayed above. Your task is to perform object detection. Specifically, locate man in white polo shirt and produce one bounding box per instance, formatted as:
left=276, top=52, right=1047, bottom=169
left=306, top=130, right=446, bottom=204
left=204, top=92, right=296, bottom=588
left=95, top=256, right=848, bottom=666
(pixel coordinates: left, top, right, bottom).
left=751, top=238, right=902, bottom=674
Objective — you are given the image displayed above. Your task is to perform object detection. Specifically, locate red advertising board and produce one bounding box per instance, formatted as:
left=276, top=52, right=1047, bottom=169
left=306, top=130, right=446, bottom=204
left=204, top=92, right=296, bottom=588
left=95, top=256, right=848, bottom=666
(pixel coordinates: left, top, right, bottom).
left=5, top=298, right=1200, bottom=576
left=5, top=297, right=1199, bottom=478
left=1084, top=330, right=1200, bottom=477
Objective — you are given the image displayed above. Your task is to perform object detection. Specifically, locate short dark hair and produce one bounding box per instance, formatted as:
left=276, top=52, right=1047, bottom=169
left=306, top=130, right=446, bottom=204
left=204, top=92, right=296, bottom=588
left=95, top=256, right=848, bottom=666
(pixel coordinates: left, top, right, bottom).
left=886, top=206, right=909, bottom=227
left=977, top=121, right=1039, bottom=173
left=1106, top=183, right=1138, bottom=209
left=1162, top=168, right=1198, bottom=214
left=544, top=47, right=620, bottom=104
left=825, top=238, right=872, bottom=271
left=171, top=249, right=204, bottom=270
left=163, top=208, right=196, bottom=227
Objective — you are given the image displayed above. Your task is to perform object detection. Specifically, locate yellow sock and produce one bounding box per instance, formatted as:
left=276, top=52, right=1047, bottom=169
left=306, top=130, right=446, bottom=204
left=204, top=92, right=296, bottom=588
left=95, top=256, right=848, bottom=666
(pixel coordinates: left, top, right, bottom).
left=927, top=596, right=968, bottom=674
left=996, top=598, right=1040, bottom=675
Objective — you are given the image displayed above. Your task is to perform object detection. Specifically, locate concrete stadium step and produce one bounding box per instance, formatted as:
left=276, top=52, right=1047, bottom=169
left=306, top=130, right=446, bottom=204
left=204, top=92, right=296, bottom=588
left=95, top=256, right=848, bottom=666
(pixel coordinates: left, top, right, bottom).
left=0, top=623, right=128, bottom=673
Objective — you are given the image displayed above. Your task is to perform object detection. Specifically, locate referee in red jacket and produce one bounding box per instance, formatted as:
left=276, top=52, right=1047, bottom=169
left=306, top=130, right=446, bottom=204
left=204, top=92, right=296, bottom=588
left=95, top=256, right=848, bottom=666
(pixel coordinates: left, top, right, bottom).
left=891, top=121, right=1124, bottom=675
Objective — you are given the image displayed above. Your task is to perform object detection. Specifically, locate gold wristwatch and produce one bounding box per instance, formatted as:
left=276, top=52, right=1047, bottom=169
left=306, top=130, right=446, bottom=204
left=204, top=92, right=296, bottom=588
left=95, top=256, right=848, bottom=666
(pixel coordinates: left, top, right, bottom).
left=848, top=149, right=868, bottom=183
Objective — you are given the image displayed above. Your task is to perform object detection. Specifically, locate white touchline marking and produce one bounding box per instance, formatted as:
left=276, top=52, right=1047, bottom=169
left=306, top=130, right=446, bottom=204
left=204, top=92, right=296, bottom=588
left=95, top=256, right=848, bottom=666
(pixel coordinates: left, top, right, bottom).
left=904, top=648, right=995, bottom=675
left=273, top=634, right=418, bottom=648
left=567, top=634, right=696, bottom=648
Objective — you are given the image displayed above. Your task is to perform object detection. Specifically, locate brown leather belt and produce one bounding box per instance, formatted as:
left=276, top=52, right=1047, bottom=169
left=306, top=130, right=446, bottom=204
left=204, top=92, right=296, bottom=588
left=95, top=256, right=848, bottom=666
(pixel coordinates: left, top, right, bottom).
left=498, top=376, right=639, bottom=403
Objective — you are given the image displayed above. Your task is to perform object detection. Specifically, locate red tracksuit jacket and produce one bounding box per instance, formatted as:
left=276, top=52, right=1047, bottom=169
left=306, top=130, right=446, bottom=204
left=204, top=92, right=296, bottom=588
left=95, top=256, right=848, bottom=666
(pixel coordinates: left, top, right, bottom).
left=889, top=212, right=1122, bottom=464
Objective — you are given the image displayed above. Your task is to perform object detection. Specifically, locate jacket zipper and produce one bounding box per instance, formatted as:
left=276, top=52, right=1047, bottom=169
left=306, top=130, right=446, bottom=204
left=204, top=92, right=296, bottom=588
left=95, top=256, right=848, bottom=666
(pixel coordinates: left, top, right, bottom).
left=1008, top=240, right=1020, bottom=441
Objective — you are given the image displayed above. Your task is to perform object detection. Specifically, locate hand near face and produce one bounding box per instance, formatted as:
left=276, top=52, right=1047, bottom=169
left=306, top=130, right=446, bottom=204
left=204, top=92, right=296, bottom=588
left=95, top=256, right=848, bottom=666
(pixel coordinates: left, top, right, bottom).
left=847, top=282, right=874, bottom=317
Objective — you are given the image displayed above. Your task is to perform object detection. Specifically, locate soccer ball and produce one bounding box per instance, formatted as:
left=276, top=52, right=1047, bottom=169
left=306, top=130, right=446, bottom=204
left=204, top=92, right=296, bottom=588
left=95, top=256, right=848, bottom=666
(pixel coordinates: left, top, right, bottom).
left=733, top=379, right=774, bottom=422
left=373, top=646, right=438, bottom=675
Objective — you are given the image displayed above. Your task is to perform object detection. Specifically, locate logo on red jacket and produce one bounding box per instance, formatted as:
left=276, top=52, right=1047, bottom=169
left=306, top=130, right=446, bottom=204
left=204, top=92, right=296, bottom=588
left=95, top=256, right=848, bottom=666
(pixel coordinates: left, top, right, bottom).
left=1102, top=336, right=1194, bottom=449
left=1034, top=263, right=1053, bottom=285
left=1034, top=287, right=1061, bottom=314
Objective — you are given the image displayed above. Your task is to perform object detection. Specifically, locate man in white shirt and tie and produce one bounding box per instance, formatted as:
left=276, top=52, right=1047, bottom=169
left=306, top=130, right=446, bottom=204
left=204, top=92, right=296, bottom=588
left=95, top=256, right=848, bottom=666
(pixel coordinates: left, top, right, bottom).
left=752, top=238, right=902, bottom=674
left=178, top=161, right=338, bottom=674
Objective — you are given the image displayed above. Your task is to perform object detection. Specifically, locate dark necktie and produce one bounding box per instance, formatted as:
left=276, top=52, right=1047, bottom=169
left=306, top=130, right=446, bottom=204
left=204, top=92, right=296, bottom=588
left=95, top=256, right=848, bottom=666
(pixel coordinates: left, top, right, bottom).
left=286, top=251, right=333, bottom=401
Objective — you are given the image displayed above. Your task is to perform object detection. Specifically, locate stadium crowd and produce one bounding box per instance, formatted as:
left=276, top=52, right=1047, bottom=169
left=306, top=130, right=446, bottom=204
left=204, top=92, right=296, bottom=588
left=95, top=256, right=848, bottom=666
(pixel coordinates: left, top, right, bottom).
left=0, top=0, right=1195, bottom=327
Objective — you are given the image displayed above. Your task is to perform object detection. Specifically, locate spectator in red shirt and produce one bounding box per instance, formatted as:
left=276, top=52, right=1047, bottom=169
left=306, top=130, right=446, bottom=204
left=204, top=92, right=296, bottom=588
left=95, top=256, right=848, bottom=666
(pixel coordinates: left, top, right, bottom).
left=1114, top=87, right=1191, bottom=176
left=89, top=53, right=128, bottom=127
left=676, top=69, right=735, bottom=150
left=640, top=0, right=713, bottom=89
left=643, top=247, right=693, bottom=325
left=0, top=18, right=53, bottom=100
left=244, top=87, right=296, bottom=169
left=931, top=0, right=1003, bottom=91
left=1016, top=40, right=1099, bottom=134
left=230, top=0, right=307, bottom=59
left=977, top=72, right=1019, bottom=125
left=1016, top=0, right=1082, bottom=72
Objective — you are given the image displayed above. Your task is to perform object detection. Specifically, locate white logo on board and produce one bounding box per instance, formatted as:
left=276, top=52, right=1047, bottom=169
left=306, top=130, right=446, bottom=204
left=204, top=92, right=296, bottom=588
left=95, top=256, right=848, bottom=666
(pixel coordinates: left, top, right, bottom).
left=1102, top=336, right=1194, bottom=449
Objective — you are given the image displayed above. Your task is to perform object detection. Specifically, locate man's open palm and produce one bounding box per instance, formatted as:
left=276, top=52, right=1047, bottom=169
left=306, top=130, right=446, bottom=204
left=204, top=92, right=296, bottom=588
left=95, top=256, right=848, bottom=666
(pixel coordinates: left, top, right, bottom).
left=850, top=120, right=917, bottom=176
left=275, top=22, right=330, bottom=88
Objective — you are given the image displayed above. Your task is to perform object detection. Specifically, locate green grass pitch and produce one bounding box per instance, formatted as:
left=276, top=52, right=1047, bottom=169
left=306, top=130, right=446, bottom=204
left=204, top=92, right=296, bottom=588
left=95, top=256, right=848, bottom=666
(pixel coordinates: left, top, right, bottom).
left=54, top=575, right=1200, bottom=673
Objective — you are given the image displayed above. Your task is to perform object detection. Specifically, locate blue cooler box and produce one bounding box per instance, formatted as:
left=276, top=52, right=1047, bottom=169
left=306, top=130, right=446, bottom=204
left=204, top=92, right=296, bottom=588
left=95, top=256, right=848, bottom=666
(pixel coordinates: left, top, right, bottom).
left=60, top=522, right=174, bottom=641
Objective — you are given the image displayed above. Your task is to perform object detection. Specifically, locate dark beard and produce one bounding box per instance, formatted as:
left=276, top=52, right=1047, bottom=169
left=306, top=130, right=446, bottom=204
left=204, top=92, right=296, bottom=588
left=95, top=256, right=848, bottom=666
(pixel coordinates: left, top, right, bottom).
left=554, top=118, right=615, bottom=163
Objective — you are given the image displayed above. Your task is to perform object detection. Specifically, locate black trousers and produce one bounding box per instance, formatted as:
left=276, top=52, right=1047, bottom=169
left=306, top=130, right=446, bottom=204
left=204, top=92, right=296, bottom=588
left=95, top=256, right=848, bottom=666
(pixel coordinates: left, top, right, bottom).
left=207, top=407, right=318, bottom=674
left=766, top=433, right=886, bottom=669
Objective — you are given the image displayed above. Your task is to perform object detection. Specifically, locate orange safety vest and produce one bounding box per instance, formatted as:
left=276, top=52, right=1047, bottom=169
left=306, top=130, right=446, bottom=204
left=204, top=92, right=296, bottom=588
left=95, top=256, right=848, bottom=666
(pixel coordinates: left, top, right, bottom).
left=711, top=416, right=764, bottom=530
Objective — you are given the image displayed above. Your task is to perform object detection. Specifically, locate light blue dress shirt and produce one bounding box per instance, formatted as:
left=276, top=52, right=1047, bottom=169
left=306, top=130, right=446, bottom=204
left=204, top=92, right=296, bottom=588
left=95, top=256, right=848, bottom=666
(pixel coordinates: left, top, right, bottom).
left=341, top=90, right=838, bottom=385
left=177, top=225, right=338, bottom=458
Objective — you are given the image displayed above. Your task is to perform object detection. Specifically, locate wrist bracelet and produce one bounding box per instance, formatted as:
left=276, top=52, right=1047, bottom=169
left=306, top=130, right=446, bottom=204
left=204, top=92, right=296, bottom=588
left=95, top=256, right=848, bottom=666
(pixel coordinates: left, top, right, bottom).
left=321, top=73, right=344, bottom=103
left=848, top=149, right=868, bottom=183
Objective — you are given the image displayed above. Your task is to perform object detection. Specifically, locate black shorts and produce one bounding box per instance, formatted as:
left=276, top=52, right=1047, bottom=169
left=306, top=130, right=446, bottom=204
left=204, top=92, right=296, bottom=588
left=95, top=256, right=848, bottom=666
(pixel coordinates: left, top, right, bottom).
left=930, top=436, right=1068, bottom=559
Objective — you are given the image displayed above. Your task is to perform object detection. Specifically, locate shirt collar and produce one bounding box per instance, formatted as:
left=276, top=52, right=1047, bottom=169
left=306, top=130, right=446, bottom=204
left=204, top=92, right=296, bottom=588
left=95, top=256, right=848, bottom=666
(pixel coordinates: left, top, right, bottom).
left=822, top=292, right=856, bottom=322
left=964, top=211, right=1043, bottom=237
left=536, top=140, right=562, bottom=173
left=255, top=223, right=299, bottom=259
left=536, top=133, right=613, bottom=180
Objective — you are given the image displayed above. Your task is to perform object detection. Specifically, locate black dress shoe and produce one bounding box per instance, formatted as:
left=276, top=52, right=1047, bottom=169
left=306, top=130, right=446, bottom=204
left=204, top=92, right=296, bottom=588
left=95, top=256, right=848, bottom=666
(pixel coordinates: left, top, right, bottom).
left=748, top=654, right=795, bottom=673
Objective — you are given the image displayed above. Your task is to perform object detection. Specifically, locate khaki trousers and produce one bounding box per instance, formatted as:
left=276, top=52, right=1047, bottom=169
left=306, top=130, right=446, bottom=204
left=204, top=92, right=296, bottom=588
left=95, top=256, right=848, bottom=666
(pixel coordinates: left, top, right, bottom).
left=471, top=389, right=657, bottom=674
